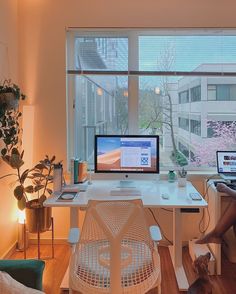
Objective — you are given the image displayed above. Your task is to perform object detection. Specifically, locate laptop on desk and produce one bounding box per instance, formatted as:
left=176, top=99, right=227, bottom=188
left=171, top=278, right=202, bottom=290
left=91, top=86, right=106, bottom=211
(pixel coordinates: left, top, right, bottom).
left=216, top=151, right=236, bottom=181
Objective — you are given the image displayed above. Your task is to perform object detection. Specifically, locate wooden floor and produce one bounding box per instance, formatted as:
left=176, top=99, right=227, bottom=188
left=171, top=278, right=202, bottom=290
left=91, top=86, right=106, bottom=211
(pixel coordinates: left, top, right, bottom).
left=10, top=244, right=236, bottom=294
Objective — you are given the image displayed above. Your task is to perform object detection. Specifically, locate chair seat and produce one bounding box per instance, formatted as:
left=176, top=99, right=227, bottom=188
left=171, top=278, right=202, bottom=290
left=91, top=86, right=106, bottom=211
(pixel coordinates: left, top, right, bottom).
left=71, top=239, right=160, bottom=293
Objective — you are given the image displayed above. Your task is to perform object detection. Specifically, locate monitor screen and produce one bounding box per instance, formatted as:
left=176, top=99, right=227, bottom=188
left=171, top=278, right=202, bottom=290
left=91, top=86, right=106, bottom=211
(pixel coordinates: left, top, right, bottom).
left=217, top=151, right=236, bottom=174
left=94, top=135, right=159, bottom=173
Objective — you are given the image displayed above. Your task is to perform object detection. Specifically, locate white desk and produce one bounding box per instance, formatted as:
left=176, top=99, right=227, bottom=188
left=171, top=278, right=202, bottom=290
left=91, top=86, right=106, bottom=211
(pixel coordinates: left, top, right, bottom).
left=45, top=180, right=207, bottom=291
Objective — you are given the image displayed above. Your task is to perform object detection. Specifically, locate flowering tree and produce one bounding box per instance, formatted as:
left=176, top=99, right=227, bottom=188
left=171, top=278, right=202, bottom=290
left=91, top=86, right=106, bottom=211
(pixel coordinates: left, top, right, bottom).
left=192, top=121, right=236, bottom=167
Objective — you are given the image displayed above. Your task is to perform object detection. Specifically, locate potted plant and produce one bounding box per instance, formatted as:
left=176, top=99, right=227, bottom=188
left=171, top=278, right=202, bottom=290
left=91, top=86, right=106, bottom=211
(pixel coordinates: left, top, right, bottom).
left=0, top=79, right=26, bottom=119
left=0, top=101, right=57, bottom=233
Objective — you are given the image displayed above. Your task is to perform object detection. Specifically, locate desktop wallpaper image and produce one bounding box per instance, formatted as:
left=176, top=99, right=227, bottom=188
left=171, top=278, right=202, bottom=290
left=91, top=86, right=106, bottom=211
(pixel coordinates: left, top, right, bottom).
left=96, top=137, right=158, bottom=172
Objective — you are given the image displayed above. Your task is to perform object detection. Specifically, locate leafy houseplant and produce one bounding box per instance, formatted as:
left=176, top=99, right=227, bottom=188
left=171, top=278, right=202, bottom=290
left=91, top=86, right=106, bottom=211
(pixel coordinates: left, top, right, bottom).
left=0, top=79, right=26, bottom=118
left=0, top=94, right=57, bottom=232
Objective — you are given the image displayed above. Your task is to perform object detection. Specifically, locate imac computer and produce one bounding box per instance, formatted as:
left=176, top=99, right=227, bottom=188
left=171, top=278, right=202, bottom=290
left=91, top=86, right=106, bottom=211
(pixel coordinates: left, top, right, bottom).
left=94, top=135, right=159, bottom=189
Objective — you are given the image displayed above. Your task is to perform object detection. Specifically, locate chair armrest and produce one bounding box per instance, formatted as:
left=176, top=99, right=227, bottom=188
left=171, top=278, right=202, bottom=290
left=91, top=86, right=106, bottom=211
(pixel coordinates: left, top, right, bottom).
left=150, top=225, right=162, bottom=242
left=0, top=259, right=45, bottom=290
left=68, top=228, right=80, bottom=246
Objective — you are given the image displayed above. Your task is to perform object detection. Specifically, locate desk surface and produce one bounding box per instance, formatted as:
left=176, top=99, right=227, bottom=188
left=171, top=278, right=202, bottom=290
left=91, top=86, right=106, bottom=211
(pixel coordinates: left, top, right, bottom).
left=44, top=180, right=207, bottom=208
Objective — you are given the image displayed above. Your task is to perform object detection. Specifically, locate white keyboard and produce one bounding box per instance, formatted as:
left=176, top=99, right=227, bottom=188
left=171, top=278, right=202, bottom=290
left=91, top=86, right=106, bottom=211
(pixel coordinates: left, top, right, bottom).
left=110, top=189, right=141, bottom=196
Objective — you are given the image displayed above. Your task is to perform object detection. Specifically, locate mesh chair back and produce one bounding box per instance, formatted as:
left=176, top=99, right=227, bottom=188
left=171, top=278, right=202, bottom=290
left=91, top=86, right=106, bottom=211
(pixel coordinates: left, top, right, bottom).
left=70, top=199, right=161, bottom=294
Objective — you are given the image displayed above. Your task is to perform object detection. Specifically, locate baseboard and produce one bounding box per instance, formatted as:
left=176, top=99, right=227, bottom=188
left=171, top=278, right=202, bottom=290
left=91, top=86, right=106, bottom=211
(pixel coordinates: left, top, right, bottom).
left=188, top=239, right=215, bottom=275
left=29, top=238, right=68, bottom=245
left=1, top=242, right=17, bottom=259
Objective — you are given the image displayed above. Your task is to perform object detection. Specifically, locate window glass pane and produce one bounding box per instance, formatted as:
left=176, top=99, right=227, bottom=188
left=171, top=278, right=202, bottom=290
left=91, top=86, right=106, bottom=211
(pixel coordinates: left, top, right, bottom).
left=230, top=85, right=236, bottom=100
left=208, top=85, right=216, bottom=100
left=74, top=37, right=128, bottom=71
left=70, top=75, right=128, bottom=166
left=217, top=85, right=230, bottom=101
left=139, top=35, right=236, bottom=72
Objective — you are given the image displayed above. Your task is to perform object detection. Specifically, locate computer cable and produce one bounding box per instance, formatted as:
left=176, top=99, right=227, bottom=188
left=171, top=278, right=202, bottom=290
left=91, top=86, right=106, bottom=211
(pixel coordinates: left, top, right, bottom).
left=198, top=180, right=216, bottom=234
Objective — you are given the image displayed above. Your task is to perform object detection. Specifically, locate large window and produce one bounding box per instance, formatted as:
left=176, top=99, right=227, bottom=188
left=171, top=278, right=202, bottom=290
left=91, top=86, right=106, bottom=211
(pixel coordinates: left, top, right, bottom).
left=208, top=84, right=236, bottom=101
left=67, top=29, right=236, bottom=170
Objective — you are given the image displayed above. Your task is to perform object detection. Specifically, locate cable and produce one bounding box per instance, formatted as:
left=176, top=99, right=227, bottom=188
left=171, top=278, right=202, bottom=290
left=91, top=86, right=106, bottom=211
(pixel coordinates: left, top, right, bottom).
left=161, top=208, right=173, bottom=213
left=198, top=178, right=218, bottom=234
left=148, top=208, right=173, bottom=246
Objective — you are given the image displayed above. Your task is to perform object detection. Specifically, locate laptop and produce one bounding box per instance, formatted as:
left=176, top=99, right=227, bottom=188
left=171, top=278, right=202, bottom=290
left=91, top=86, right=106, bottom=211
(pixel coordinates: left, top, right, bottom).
left=216, top=151, right=236, bottom=181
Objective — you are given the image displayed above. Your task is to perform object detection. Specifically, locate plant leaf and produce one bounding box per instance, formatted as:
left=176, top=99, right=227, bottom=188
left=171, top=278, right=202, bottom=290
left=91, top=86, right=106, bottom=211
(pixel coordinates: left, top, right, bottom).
left=9, top=154, right=24, bottom=169
left=11, top=147, right=20, bottom=156
left=46, top=188, right=53, bottom=194
left=14, top=185, right=24, bottom=200
left=34, top=184, right=44, bottom=192
left=20, top=150, right=24, bottom=159
left=18, top=197, right=26, bottom=210
left=24, top=185, right=34, bottom=193
left=32, top=172, right=43, bottom=178
left=34, top=163, right=46, bottom=170
left=1, top=148, right=7, bottom=156
left=20, top=169, right=29, bottom=183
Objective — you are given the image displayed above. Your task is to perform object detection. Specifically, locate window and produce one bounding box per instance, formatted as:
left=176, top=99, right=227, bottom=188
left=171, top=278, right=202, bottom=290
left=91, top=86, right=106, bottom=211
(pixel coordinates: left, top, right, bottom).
left=190, top=86, right=201, bottom=102
left=190, top=119, right=201, bottom=136
left=208, top=84, right=236, bottom=101
left=179, top=90, right=189, bottom=104
left=179, top=117, right=189, bottom=131
left=67, top=29, right=236, bottom=170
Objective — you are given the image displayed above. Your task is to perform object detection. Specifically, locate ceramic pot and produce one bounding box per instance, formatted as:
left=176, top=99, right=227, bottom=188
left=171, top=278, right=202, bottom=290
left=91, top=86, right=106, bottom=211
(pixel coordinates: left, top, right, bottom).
left=25, top=200, right=52, bottom=233
left=178, top=177, right=187, bottom=187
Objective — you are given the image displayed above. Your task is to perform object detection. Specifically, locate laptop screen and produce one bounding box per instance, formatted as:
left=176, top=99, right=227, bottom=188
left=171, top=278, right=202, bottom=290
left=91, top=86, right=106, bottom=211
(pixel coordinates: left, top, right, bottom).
left=217, top=151, right=236, bottom=174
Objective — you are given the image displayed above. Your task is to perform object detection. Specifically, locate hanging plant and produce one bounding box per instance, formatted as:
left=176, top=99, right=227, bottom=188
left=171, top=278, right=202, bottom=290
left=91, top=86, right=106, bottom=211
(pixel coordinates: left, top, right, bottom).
left=0, top=79, right=26, bottom=118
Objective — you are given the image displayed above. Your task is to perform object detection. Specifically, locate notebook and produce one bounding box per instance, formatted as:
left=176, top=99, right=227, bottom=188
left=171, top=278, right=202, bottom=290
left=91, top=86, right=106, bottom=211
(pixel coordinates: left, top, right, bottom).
left=216, top=151, right=236, bottom=181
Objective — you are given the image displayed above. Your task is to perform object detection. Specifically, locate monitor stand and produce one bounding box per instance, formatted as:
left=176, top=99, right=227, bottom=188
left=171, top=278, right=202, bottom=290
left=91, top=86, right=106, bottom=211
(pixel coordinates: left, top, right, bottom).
left=117, top=180, right=136, bottom=189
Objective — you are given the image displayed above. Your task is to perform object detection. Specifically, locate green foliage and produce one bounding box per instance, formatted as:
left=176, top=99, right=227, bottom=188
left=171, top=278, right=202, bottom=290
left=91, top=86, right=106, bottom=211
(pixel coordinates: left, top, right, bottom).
left=0, top=93, right=56, bottom=210
left=171, top=150, right=188, bottom=167
left=0, top=80, right=26, bottom=118
left=0, top=79, right=26, bottom=100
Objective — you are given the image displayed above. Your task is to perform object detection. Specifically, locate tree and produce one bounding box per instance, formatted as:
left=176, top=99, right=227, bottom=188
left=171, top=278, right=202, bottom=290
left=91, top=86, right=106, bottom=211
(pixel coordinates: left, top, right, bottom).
left=139, top=43, right=187, bottom=165
left=192, top=121, right=236, bottom=167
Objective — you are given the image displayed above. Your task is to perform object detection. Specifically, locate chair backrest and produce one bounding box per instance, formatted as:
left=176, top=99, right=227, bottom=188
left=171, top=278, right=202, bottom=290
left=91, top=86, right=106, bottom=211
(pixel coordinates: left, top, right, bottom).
left=70, top=199, right=160, bottom=294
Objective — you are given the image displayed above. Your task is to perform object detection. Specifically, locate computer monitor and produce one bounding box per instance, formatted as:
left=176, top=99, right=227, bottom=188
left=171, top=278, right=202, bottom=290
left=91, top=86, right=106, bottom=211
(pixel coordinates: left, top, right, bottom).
left=94, top=135, right=159, bottom=174
left=216, top=150, right=236, bottom=180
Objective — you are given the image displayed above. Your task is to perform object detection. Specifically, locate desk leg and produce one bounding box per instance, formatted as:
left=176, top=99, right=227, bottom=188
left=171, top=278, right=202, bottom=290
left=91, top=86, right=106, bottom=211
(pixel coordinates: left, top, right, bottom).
left=70, top=207, right=79, bottom=228
left=169, top=208, right=189, bottom=291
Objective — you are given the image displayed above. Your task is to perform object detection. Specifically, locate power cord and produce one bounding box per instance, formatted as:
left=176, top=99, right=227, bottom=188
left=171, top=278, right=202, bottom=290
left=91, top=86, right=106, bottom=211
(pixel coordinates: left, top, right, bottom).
left=198, top=175, right=220, bottom=234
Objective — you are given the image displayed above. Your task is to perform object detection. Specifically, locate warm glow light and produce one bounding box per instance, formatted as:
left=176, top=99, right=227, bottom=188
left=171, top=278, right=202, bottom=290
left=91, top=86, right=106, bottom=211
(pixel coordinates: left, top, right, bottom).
left=154, top=87, right=160, bottom=95
left=97, top=88, right=103, bottom=96
left=18, top=210, right=26, bottom=224
left=123, top=90, right=128, bottom=97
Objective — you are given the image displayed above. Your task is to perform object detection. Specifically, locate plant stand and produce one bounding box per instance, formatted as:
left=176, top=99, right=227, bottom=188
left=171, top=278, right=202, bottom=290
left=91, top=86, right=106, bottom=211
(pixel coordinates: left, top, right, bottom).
left=23, top=217, right=54, bottom=260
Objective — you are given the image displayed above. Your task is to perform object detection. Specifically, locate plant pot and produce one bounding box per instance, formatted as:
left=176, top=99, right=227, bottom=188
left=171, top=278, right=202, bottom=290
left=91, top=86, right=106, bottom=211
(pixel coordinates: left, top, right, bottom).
left=178, top=177, right=187, bottom=187
left=25, top=200, right=52, bottom=233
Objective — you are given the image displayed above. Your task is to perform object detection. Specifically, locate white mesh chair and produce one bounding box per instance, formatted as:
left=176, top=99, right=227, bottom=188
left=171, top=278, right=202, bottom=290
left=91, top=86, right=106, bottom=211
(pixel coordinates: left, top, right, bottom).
left=69, top=199, right=162, bottom=294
